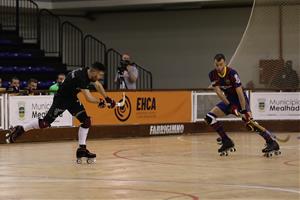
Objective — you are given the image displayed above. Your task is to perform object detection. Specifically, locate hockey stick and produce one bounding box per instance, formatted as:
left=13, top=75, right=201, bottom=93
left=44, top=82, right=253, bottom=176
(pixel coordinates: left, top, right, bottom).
left=236, top=112, right=290, bottom=143
left=116, top=92, right=126, bottom=107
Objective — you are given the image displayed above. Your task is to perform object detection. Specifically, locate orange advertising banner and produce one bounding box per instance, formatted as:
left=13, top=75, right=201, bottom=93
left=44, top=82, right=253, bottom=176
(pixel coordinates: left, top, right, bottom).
left=75, top=91, right=191, bottom=125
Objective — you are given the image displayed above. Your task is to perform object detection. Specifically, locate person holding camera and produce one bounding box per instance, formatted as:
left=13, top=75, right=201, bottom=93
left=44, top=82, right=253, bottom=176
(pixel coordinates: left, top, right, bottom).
left=114, top=54, right=138, bottom=90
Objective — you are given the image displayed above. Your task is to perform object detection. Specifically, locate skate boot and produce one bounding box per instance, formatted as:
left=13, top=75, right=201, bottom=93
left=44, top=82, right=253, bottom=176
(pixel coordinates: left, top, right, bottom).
left=218, top=137, right=236, bottom=156
left=76, top=146, right=96, bottom=164
left=262, top=140, right=281, bottom=157
left=5, top=126, right=25, bottom=143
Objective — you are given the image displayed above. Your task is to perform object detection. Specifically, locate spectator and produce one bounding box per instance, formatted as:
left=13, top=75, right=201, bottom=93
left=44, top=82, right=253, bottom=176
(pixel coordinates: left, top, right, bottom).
left=246, top=81, right=255, bottom=89
left=26, top=78, right=38, bottom=95
left=0, top=78, right=6, bottom=92
left=49, top=73, right=66, bottom=94
left=7, top=77, right=20, bottom=94
left=114, top=54, right=138, bottom=90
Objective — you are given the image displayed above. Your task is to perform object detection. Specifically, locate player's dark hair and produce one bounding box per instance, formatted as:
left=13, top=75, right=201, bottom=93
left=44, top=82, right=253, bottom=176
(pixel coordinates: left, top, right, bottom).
left=214, top=53, right=226, bottom=62
left=58, top=73, right=65, bottom=76
left=11, top=76, right=19, bottom=81
left=28, top=78, right=38, bottom=84
left=91, top=62, right=106, bottom=72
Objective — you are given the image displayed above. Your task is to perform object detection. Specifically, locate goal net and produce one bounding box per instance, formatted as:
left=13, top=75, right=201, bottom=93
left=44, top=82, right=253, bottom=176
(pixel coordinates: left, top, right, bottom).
left=229, top=0, right=300, bottom=90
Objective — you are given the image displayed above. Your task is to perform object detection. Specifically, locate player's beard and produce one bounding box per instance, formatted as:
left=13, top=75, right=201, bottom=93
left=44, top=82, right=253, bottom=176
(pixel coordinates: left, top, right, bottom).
left=217, top=66, right=225, bottom=73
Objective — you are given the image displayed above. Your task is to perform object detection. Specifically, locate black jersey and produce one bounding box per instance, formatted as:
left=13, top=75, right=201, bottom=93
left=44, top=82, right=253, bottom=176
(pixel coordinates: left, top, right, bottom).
left=56, top=68, right=91, bottom=99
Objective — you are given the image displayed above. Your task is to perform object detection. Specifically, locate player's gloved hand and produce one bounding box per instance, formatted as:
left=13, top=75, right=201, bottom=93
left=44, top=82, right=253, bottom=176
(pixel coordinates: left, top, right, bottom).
left=98, top=98, right=106, bottom=108
left=229, top=104, right=239, bottom=117
left=240, top=109, right=251, bottom=122
left=105, top=96, right=116, bottom=109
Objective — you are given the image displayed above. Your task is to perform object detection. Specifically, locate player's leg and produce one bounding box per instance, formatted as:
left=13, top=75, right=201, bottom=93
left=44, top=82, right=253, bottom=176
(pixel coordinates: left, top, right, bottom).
left=244, top=112, right=280, bottom=156
left=204, top=103, right=235, bottom=156
left=68, top=101, right=96, bottom=164
left=6, top=97, right=65, bottom=143
left=237, top=97, right=280, bottom=156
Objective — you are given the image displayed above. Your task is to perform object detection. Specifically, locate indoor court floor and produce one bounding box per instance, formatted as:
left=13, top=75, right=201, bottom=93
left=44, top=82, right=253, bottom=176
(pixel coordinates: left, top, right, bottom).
left=0, top=132, right=299, bottom=200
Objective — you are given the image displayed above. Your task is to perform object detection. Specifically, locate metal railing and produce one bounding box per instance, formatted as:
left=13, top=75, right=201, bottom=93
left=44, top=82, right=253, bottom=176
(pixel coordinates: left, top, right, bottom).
left=39, top=9, right=61, bottom=57
left=61, top=21, right=84, bottom=69
left=83, top=34, right=107, bottom=67
left=106, top=48, right=122, bottom=90
left=0, top=0, right=18, bottom=31
left=19, top=0, right=39, bottom=42
left=0, top=0, right=38, bottom=42
left=0, top=0, right=153, bottom=89
left=135, top=63, right=153, bottom=90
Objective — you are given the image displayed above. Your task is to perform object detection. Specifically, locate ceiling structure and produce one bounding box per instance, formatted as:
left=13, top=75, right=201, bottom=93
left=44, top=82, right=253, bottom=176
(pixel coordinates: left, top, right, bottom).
left=35, top=0, right=253, bottom=11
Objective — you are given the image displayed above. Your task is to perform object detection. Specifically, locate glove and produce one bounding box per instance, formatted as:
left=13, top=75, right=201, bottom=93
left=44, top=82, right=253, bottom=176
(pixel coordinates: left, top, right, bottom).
left=240, top=109, right=251, bottom=122
left=229, top=104, right=239, bottom=116
left=105, top=96, right=116, bottom=109
left=98, top=98, right=106, bottom=108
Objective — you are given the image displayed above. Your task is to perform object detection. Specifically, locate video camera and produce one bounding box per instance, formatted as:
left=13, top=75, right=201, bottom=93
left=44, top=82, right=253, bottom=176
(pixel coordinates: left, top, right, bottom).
left=117, top=60, right=131, bottom=74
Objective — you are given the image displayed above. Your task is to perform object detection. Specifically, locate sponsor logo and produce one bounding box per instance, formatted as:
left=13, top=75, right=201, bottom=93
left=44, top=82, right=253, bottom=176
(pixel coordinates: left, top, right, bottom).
left=258, top=98, right=266, bottom=112
left=137, top=97, right=156, bottom=111
left=150, top=124, right=184, bottom=135
left=115, top=96, right=131, bottom=122
left=269, top=98, right=300, bottom=112
left=18, top=101, right=26, bottom=120
left=115, top=96, right=158, bottom=122
left=31, top=102, right=52, bottom=119
left=234, top=74, right=241, bottom=84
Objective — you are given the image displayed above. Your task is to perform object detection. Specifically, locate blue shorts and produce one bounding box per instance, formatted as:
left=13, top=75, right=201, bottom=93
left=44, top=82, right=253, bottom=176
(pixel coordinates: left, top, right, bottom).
left=216, top=95, right=251, bottom=115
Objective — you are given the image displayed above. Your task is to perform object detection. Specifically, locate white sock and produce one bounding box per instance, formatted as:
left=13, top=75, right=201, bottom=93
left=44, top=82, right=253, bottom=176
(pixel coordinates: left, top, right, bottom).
left=78, top=127, right=89, bottom=145
left=23, top=119, right=40, bottom=132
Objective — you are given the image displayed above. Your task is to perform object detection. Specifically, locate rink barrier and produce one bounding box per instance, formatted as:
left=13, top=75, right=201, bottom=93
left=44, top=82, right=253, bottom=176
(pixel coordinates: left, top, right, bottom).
left=0, top=94, right=5, bottom=130
left=0, top=120, right=299, bottom=144
left=0, top=89, right=299, bottom=143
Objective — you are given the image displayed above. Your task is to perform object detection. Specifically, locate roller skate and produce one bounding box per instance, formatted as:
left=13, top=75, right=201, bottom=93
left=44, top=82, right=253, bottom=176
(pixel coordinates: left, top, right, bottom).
left=76, top=146, right=96, bottom=164
left=262, top=140, right=281, bottom=158
left=216, top=137, right=222, bottom=145
left=5, top=126, right=25, bottom=143
left=218, top=137, right=236, bottom=156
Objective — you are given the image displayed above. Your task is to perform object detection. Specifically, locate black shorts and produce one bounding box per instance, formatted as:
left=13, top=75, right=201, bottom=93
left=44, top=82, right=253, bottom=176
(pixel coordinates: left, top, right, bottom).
left=44, top=96, right=87, bottom=124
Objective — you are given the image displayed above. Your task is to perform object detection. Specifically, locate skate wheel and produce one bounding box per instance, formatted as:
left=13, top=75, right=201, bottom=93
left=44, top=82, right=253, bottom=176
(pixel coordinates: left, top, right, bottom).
left=275, top=151, right=281, bottom=156
left=76, top=158, right=82, bottom=164
left=87, top=158, right=95, bottom=164
left=220, top=152, right=228, bottom=156
left=266, top=153, right=273, bottom=158
left=230, top=148, right=236, bottom=152
left=5, top=133, right=10, bottom=144
left=216, top=138, right=222, bottom=145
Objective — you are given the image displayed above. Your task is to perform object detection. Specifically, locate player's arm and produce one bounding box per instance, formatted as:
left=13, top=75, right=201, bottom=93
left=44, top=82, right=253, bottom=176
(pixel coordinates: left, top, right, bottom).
left=93, top=80, right=108, bottom=98
left=81, top=89, right=100, bottom=104
left=236, top=86, right=246, bottom=110
left=214, top=86, right=230, bottom=105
